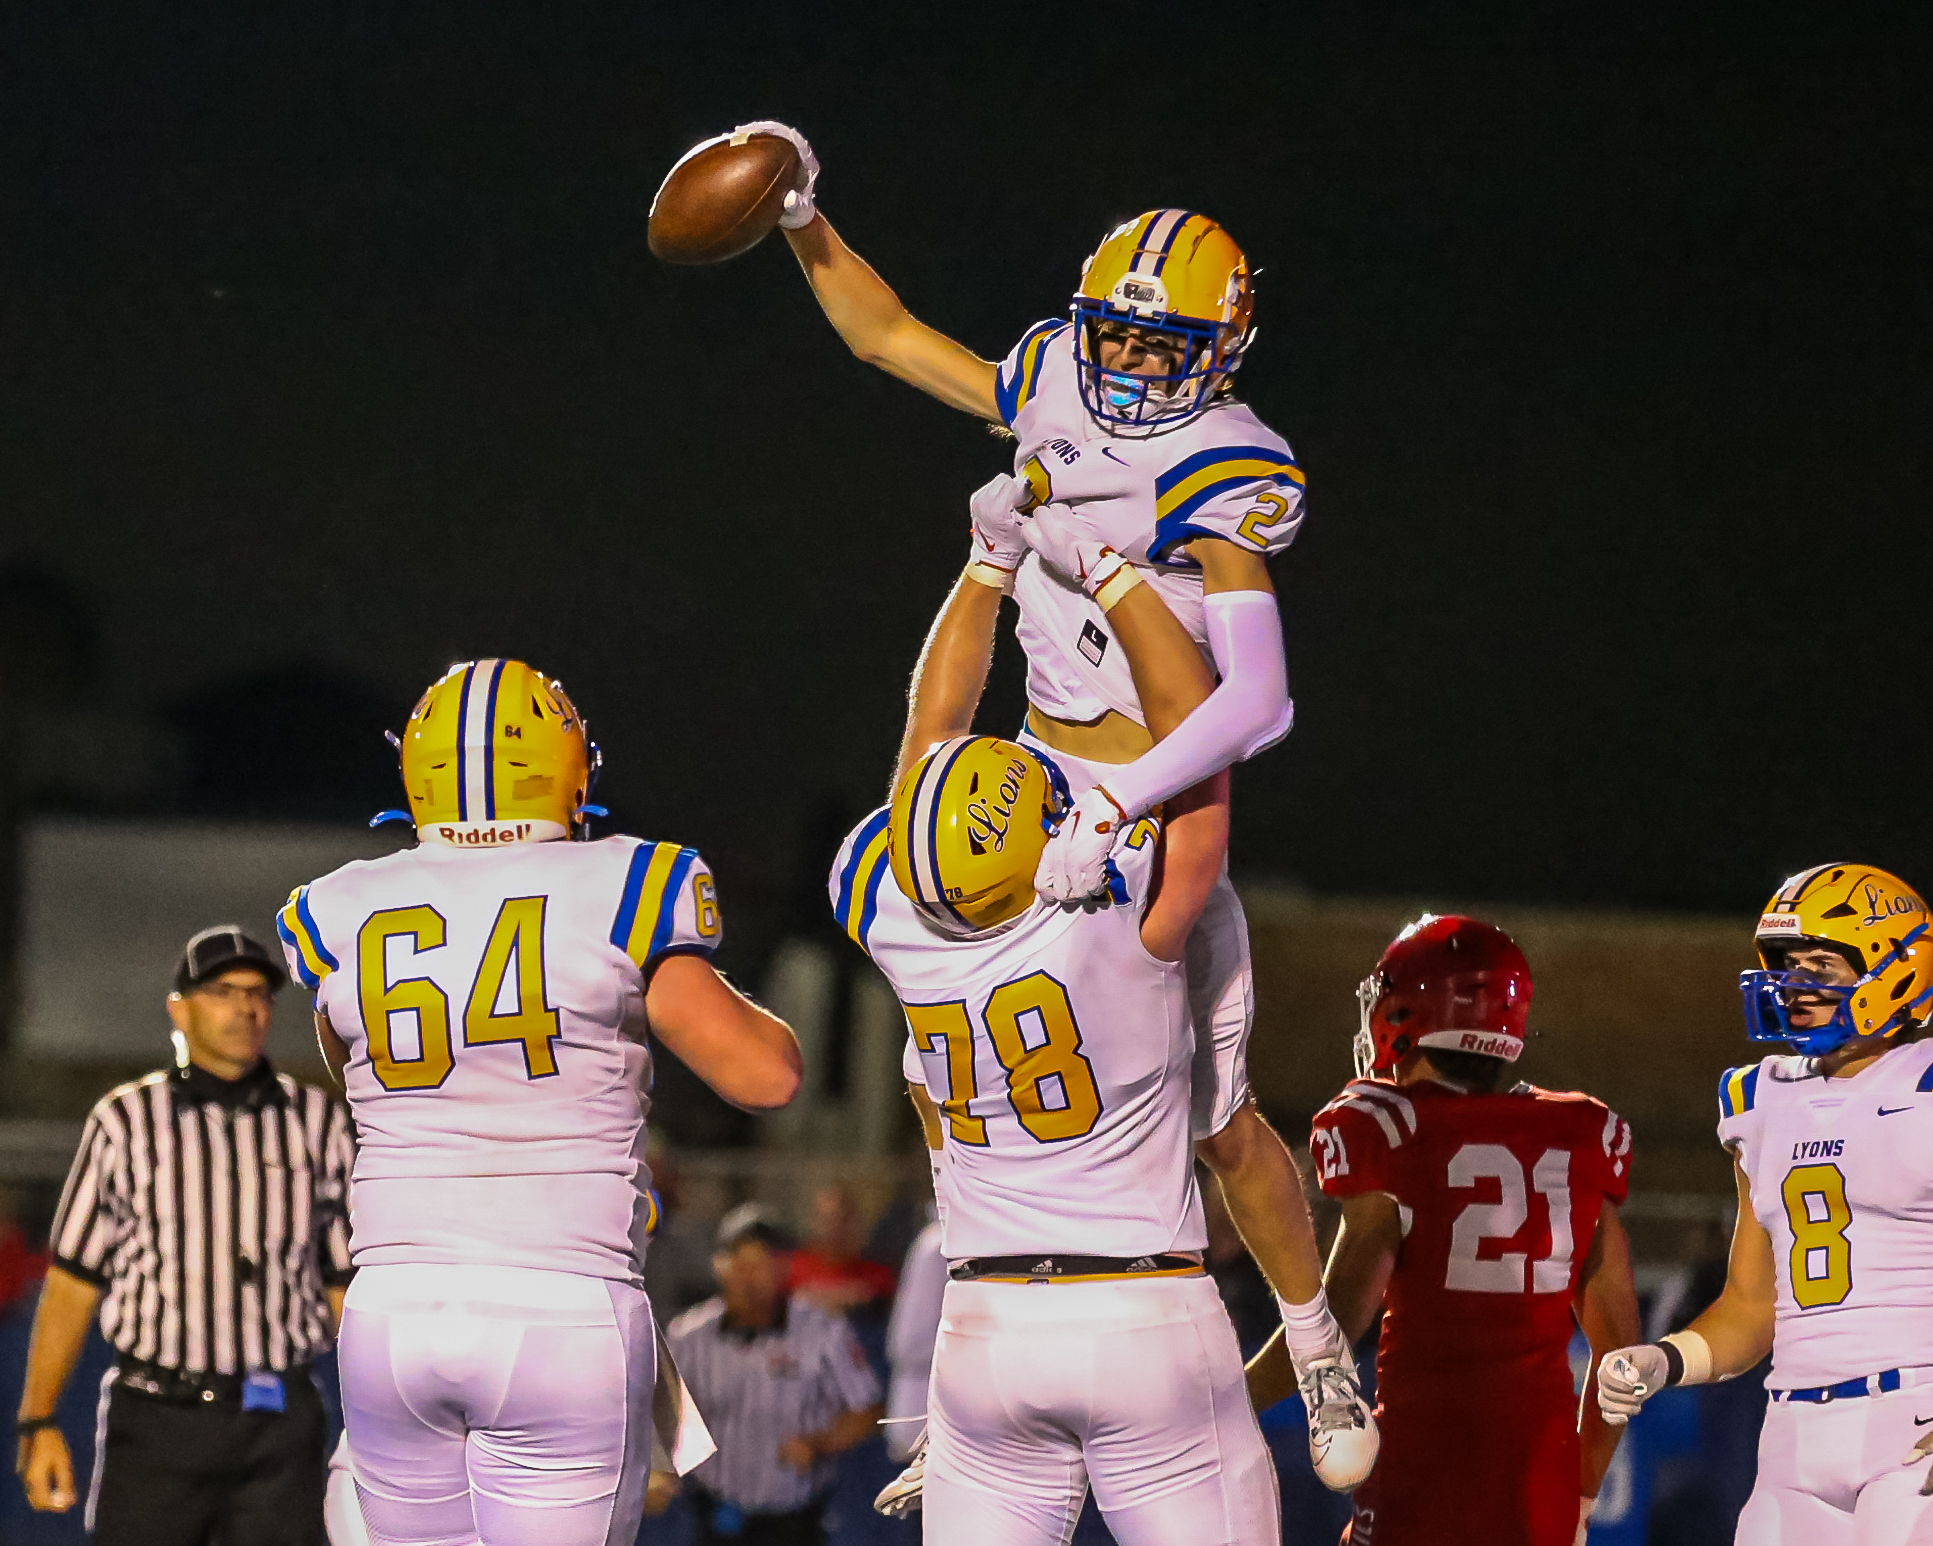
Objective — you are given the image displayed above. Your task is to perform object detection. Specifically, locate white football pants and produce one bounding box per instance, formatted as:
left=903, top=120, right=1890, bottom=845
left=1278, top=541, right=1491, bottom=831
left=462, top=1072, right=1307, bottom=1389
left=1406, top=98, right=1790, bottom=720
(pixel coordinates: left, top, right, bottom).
left=923, top=1274, right=1280, bottom=1546
left=337, top=1263, right=655, bottom=1546
left=1018, top=732, right=1255, bottom=1140
left=1736, top=1380, right=1933, bottom=1544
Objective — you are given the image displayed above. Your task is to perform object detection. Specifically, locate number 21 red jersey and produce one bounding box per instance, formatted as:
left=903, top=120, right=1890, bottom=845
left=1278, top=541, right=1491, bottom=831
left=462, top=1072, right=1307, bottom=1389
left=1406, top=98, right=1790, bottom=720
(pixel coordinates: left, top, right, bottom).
left=1310, top=1077, right=1632, bottom=1546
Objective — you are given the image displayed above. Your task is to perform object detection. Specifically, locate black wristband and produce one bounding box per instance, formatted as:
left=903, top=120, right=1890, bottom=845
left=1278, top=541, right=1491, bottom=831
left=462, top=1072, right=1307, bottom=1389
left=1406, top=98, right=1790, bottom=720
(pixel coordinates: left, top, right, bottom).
left=1656, top=1340, right=1686, bottom=1387
left=14, top=1416, right=59, bottom=1438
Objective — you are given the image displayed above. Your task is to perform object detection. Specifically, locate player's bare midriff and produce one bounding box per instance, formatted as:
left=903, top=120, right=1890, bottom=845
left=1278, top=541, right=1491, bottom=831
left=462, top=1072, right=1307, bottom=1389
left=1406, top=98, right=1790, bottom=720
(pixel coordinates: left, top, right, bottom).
left=1025, top=705, right=1152, bottom=765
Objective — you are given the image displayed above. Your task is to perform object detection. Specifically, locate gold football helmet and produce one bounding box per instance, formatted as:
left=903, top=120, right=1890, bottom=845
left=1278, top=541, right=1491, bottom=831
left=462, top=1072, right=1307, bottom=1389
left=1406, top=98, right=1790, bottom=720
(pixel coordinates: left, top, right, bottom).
left=1743, top=863, right=1931, bottom=1053
left=1072, top=209, right=1255, bottom=433
left=395, top=659, right=594, bottom=844
left=888, top=737, right=1070, bottom=933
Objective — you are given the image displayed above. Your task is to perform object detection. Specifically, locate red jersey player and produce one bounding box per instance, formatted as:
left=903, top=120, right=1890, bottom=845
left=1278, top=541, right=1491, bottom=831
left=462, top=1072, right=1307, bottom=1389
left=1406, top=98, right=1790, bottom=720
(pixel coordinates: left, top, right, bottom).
left=1249, top=915, right=1641, bottom=1546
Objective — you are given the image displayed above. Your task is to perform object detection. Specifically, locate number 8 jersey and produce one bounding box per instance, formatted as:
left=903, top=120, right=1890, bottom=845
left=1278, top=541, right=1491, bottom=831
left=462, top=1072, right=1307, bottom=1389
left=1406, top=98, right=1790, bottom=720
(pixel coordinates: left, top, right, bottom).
left=1717, top=1040, right=1933, bottom=1388
left=1310, top=1080, right=1631, bottom=1416
left=829, top=805, right=1207, bottom=1261
left=279, top=834, right=720, bottom=1285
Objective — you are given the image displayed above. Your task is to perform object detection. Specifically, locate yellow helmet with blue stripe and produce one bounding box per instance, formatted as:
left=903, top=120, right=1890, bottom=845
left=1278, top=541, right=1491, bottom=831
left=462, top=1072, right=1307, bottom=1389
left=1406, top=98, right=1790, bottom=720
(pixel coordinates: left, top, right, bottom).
left=396, top=659, right=595, bottom=845
left=888, top=737, right=1070, bottom=934
left=1741, top=863, right=1931, bottom=1054
left=1073, top=209, right=1255, bottom=434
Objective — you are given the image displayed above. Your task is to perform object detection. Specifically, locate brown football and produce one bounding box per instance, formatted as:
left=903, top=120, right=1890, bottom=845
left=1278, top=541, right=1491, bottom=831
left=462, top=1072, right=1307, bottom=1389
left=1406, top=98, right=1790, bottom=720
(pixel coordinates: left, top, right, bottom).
left=649, top=133, right=803, bottom=265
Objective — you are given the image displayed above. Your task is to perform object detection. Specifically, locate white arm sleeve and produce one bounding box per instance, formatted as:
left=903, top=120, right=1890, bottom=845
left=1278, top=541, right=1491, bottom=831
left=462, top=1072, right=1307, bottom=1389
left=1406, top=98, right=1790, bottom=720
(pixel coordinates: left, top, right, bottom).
left=1098, top=590, right=1292, bottom=819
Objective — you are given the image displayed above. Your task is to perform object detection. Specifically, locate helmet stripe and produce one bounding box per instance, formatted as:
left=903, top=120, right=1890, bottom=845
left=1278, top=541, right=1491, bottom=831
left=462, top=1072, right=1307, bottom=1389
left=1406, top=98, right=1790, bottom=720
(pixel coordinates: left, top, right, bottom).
left=480, top=658, right=506, bottom=820
left=914, top=738, right=975, bottom=928
left=451, top=663, right=477, bottom=820
left=460, top=660, right=500, bottom=824
left=1147, top=209, right=1195, bottom=277
left=1130, top=209, right=1188, bottom=276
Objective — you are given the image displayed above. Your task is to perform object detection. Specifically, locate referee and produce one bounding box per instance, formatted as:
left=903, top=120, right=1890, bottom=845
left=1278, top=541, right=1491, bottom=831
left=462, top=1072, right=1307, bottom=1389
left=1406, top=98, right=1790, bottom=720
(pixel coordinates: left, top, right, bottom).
left=659, top=1205, right=884, bottom=1545
left=14, top=924, right=355, bottom=1546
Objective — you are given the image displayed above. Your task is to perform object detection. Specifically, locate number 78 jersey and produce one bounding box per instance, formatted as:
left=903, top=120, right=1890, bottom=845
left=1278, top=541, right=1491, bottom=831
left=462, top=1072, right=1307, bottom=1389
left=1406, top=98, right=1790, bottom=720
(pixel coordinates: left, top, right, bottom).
left=1310, top=1079, right=1631, bottom=1401
left=278, top=835, right=721, bottom=1284
left=829, top=805, right=1207, bottom=1262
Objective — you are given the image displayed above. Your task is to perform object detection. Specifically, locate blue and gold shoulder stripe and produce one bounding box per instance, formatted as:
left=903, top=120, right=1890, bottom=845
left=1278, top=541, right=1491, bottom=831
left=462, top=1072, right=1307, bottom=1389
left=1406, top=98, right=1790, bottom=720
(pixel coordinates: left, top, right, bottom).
left=277, top=886, right=339, bottom=990
left=995, top=319, right=1068, bottom=427
left=611, top=840, right=704, bottom=969
left=1717, top=1064, right=1761, bottom=1120
left=1151, top=443, right=1305, bottom=559
left=831, top=807, right=892, bottom=955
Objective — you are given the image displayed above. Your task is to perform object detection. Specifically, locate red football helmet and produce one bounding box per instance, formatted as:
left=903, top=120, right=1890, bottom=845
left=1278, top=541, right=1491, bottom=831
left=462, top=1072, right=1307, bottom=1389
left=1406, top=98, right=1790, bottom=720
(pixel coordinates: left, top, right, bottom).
left=1354, top=914, right=1533, bottom=1078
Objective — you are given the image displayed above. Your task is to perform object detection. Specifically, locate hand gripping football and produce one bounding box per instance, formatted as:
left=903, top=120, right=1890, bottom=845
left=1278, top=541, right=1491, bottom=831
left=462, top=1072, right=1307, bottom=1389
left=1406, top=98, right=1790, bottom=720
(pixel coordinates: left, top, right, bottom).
left=649, top=130, right=803, bottom=265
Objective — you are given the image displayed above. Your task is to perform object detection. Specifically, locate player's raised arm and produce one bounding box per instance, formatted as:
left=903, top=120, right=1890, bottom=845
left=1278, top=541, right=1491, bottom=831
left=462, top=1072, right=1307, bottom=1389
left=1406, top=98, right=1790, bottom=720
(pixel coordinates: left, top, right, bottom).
left=1093, top=569, right=1227, bottom=960
left=1018, top=516, right=1291, bottom=903
left=783, top=214, right=1001, bottom=421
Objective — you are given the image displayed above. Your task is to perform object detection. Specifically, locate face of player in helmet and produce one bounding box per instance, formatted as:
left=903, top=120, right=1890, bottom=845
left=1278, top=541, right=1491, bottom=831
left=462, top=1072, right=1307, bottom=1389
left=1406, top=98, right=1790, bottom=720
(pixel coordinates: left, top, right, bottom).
left=1777, top=945, right=1861, bottom=1030
left=1090, top=319, right=1192, bottom=381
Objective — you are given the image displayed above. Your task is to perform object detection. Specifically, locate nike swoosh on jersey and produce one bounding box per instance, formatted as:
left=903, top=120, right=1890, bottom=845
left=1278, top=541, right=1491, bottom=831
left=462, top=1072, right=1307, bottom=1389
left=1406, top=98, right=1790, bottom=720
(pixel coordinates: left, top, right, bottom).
left=1879, top=1105, right=1914, bottom=1116
left=1101, top=446, right=1130, bottom=466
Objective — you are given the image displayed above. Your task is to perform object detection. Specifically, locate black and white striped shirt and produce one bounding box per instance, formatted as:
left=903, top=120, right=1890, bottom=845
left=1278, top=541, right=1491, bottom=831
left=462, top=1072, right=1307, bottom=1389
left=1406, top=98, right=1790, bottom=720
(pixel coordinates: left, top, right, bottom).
left=666, top=1297, right=883, bottom=1512
left=48, top=1061, right=356, bottom=1376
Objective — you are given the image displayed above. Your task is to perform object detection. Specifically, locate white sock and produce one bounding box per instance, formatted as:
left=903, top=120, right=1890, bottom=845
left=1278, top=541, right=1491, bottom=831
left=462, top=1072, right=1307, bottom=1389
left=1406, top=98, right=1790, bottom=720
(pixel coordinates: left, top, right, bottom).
left=1277, top=1289, right=1345, bottom=1369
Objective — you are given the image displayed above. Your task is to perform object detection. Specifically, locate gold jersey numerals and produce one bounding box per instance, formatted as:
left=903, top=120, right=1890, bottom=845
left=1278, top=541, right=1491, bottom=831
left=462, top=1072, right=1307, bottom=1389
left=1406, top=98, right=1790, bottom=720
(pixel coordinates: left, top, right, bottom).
left=358, top=896, right=560, bottom=1091
left=906, top=972, right=1103, bottom=1147
left=1781, top=1163, right=1855, bottom=1309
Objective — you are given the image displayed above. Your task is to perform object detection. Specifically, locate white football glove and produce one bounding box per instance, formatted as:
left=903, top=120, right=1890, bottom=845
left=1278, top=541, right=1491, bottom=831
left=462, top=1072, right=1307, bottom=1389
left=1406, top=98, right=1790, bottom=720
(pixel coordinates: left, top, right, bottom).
left=969, top=473, right=1028, bottom=577
left=732, top=121, right=819, bottom=228
left=1595, top=1344, right=1669, bottom=1425
left=1035, top=785, right=1129, bottom=903
left=1021, top=501, right=1117, bottom=592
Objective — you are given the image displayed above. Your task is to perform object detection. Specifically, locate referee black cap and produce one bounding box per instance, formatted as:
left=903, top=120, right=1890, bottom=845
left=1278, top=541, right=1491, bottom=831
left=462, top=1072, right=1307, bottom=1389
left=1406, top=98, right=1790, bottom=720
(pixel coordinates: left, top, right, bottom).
left=175, top=925, right=287, bottom=995
left=715, top=1203, right=792, bottom=1255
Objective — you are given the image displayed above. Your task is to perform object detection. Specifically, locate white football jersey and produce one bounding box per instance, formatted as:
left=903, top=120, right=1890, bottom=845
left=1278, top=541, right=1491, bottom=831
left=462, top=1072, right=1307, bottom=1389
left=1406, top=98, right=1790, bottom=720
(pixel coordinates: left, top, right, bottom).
left=1717, top=1038, right=1933, bottom=1386
left=828, top=805, right=1205, bottom=1261
left=279, top=834, right=721, bottom=1284
left=995, top=321, right=1305, bottom=726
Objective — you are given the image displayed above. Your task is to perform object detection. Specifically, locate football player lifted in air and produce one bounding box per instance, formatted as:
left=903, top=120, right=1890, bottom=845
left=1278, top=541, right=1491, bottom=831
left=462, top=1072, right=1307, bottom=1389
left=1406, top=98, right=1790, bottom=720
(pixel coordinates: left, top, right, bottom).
left=1249, top=915, right=1642, bottom=1546
left=721, top=117, right=1371, bottom=1453
left=277, top=661, right=802, bottom=1546
left=832, top=535, right=1373, bottom=1542
left=1598, top=864, right=1933, bottom=1544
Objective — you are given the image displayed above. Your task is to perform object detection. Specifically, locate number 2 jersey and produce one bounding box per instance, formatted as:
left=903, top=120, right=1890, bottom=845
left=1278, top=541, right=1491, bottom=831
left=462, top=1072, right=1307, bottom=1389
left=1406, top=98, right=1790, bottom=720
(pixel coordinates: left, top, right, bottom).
left=1717, top=1038, right=1933, bottom=1388
left=994, top=319, right=1306, bottom=727
left=1311, top=1078, right=1631, bottom=1543
left=278, top=834, right=720, bottom=1284
left=828, top=806, right=1206, bottom=1261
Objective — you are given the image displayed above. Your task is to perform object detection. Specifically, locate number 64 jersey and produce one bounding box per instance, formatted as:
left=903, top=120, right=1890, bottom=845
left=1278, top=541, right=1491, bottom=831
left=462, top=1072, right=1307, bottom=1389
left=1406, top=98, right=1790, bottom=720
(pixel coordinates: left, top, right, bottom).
left=278, top=835, right=721, bottom=1286
left=1717, top=1040, right=1933, bottom=1388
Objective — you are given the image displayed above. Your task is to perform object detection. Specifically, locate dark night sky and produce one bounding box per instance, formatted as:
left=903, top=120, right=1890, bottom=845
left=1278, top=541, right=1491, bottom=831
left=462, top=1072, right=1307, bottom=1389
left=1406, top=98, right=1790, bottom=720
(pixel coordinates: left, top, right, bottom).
left=4, top=2, right=1928, bottom=953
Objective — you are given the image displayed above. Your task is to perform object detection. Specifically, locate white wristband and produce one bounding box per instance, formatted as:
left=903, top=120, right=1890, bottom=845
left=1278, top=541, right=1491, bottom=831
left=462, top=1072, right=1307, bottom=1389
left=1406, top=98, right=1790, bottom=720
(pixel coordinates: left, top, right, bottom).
left=1661, top=1330, right=1713, bottom=1386
left=963, top=560, right=1015, bottom=593
left=1093, top=562, right=1144, bottom=613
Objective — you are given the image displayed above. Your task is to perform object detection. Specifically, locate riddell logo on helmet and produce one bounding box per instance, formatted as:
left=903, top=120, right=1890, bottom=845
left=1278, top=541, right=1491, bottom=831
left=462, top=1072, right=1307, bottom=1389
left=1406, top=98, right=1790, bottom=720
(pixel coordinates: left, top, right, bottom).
left=1455, top=1032, right=1517, bottom=1057
left=1111, top=275, right=1168, bottom=313
left=437, top=823, right=535, bottom=846
left=1758, top=914, right=1804, bottom=935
